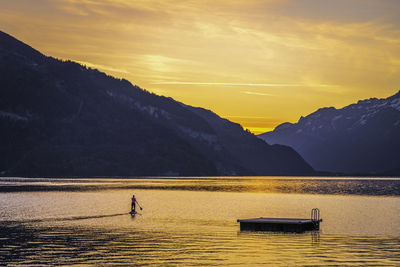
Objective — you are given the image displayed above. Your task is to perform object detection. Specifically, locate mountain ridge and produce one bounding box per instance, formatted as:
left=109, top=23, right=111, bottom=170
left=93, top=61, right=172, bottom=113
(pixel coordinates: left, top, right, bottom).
left=0, top=30, right=314, bottom=177
left=259, top=91, right=400, bottom=174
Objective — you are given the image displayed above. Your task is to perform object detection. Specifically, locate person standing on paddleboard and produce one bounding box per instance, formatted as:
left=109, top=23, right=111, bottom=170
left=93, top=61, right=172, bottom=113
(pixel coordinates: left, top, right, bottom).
left=131, top=194, right=143, bottom=213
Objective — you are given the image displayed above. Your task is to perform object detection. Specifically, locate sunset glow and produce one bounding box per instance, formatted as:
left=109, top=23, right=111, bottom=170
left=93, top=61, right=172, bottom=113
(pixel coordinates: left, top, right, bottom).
left=2, top=0, right=400, bottom=133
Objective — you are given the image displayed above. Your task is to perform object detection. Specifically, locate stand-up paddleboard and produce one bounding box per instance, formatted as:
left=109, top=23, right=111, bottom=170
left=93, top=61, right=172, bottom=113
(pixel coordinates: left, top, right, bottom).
left=129, top=210, right=137, bottom=216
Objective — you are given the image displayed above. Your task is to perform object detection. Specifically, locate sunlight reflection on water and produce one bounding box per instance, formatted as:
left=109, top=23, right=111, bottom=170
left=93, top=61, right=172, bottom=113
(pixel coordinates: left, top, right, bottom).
left=1, top=176, right=400, bottom=195
left=0, top=177, right=399, bottom=265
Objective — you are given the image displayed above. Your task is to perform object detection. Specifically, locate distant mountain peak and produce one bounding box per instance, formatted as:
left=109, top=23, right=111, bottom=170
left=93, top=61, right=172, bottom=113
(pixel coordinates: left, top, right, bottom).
left=259, top=91, right=400, bottom=174
left=274, top=122, right=294, bottom=131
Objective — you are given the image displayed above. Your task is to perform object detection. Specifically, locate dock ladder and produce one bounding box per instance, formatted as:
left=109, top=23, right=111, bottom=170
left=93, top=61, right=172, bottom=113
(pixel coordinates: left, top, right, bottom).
left=311, top=208, right=321, bottom=230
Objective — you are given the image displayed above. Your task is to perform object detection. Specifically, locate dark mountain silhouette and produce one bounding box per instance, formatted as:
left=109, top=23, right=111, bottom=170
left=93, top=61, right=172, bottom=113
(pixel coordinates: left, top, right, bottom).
left=0, top=30, right=314, bottom=177
left=259, top=92, right=400, bottom=174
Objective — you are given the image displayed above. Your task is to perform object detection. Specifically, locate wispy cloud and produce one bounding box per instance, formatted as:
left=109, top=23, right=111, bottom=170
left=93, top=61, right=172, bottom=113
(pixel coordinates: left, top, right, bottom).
left=242, top=91, right=276, bottom=96
left=152, top=82, right=330, bottom=87
left=2, top=0, right=399, bottom=132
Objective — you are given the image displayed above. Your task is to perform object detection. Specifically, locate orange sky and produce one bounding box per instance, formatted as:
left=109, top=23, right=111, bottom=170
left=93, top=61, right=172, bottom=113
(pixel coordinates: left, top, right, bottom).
left=1, top=0, right=400, bottom=133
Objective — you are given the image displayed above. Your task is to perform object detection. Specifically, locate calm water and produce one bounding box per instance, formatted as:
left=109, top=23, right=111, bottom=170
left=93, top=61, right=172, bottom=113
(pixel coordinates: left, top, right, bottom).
left=0, top=177, right=399, bottom=265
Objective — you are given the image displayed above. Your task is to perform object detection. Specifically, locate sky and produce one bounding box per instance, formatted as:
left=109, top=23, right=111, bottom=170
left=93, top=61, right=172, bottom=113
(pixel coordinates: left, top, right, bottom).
left=1, top=0, right=400, bottom=133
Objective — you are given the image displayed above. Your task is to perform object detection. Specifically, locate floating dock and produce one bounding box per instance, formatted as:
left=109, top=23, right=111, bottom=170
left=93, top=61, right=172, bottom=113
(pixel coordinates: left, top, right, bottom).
left=237, top=208, right=322, bottom=233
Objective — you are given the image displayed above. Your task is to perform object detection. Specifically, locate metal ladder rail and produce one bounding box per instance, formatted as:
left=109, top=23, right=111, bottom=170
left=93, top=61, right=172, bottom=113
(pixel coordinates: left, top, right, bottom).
left=311, top=208, right=320, bottom=230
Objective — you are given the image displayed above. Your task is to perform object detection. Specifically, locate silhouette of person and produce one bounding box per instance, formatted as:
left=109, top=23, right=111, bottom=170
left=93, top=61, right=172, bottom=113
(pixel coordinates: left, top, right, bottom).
left=131, top=194, right=137, bottom=212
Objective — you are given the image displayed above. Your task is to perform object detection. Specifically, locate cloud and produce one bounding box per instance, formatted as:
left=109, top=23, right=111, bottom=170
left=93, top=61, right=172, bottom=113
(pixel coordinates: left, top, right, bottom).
left=2, top=0, right=399, bottom=131
left=142, top=55, right=195, bottom=73
left=241, top=91, right=276, bottom=96
left=152, top=82, right=331, bottom=87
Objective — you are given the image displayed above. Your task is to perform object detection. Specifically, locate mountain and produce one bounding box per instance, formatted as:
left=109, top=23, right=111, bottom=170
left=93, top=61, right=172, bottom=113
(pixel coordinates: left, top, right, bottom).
left=0, top=30, right=314, bottom=177
left=258, top=92, right=400, bottom=174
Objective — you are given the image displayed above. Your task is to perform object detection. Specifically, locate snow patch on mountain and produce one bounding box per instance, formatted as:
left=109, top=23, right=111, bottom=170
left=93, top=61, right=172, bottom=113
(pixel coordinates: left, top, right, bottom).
left=134, top=102, right=172, bottom=120
left=287, top=91, right=400, bottom=132
left=179, top=126, right=217, bottom=144
left=391, top=98, right=400, bottom=111
left=332, top=115, right=342, bottom=121
left=105, top=89, right=172, bottom=120
left=0, top=110, right=29, bottom=121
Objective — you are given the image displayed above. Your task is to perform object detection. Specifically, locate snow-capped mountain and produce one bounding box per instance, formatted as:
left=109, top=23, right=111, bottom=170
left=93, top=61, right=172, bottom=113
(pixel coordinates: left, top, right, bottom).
left=0, top=30, right=314, bottom=177
left=258, top=91, right=400, bottom=174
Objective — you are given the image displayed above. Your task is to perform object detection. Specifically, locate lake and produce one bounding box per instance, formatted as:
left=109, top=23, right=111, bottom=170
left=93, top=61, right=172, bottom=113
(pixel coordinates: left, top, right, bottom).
left=0, top=177, right=399, bottom=265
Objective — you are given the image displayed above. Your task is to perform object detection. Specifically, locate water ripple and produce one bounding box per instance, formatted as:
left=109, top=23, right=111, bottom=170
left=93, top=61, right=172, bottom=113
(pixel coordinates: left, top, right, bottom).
left=0, top=223, right=399, bottom=265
